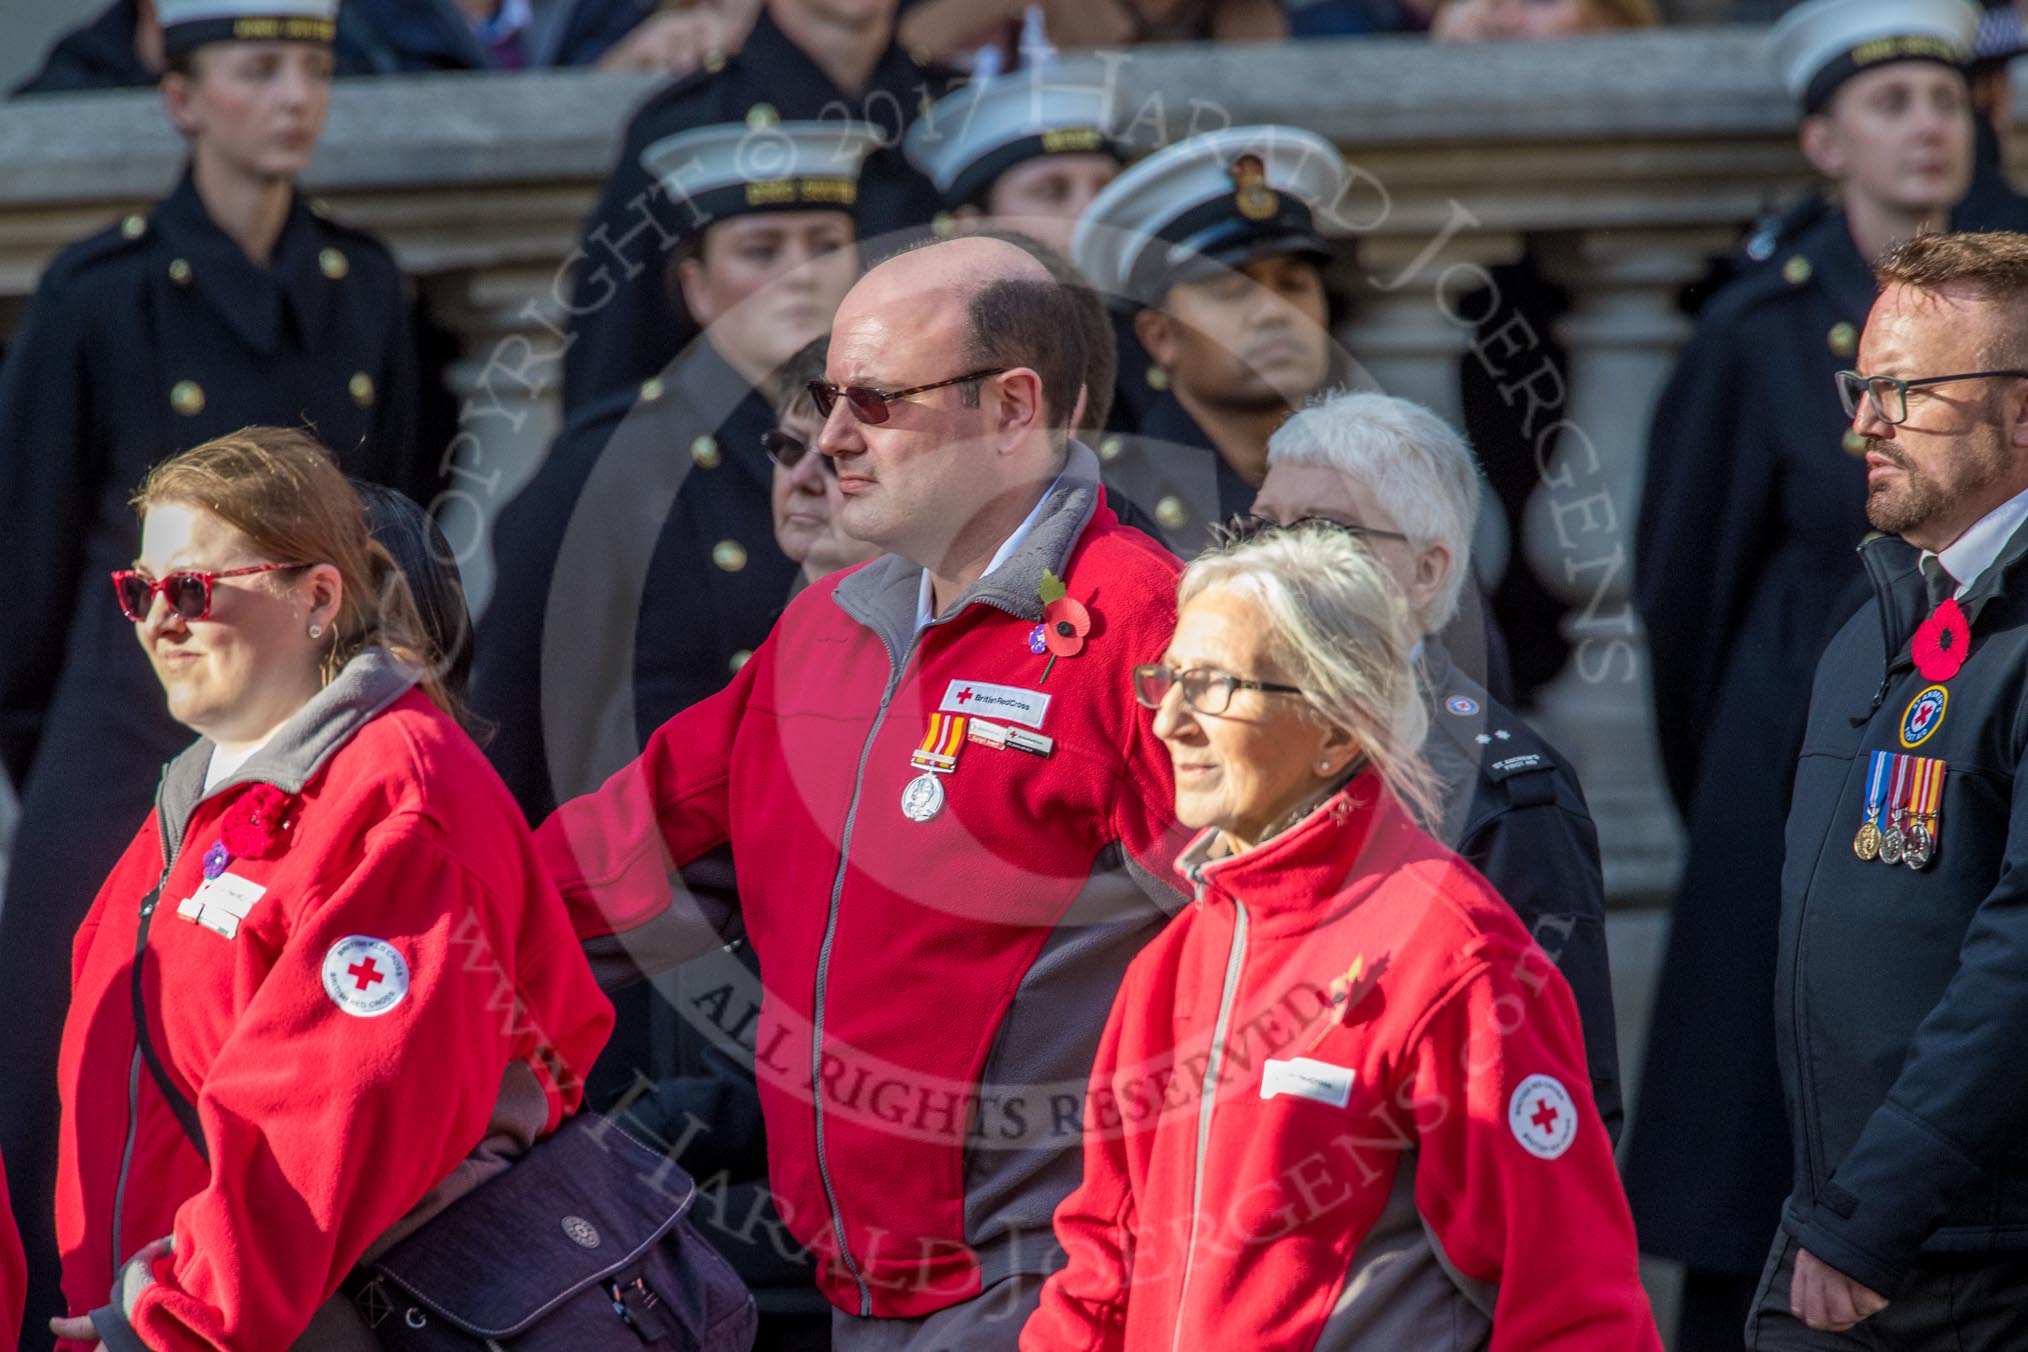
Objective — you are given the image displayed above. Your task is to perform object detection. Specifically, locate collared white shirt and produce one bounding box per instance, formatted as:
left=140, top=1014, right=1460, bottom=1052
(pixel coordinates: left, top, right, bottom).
left=914, top=474, right=1064, bottom=630
left=1924, top=484, right=2028, bottom=597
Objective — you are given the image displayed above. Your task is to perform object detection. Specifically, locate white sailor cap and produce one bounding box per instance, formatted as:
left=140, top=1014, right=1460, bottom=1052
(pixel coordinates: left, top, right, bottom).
left=1767, top=0, right=1977, bottom=113
left=904, top=72, right=1127, bottom=211
left=640, top=121, right=884, bottom=239
left=1071, top=125, right=1348, bottom=308
left=156, top=0, right=340, bottom=55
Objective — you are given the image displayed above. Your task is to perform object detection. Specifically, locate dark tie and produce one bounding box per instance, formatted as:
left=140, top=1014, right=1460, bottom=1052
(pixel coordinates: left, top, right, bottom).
left=1921, top=555, right=1958, bottom=611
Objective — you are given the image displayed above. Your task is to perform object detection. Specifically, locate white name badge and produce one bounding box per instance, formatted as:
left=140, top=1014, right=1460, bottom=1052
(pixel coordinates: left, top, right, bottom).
left=1261, top=1057, right=1355, bottom=1109
left=940, top=680, right=1051, bottom=730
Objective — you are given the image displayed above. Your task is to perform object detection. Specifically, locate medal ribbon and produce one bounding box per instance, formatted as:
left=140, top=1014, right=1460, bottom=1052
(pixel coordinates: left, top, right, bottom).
left=1917, top=755, right=1945, bottom=824
left=911, top=713, right=967, bottom=772
left=1889, top=754, right=1911, bottom=823
left=1864, top=750, right=1890, bottom=825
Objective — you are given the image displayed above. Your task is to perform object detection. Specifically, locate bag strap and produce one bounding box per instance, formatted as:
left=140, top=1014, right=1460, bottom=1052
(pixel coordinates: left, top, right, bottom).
left=133, top=883, right=210, bottom=1164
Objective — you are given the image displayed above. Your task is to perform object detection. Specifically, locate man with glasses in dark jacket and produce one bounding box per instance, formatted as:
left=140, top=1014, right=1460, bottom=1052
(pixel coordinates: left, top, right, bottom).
left=1748, top=228, right=2028, bottom=1349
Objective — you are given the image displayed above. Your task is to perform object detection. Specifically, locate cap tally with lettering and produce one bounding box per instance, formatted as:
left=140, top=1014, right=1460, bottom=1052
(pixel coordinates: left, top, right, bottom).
left=640, top=121, right=884, bottom=240
left=1767, top=0, right=1976, bottom=113
left=157, top=0, right=340, bottom=56
left=905, top=71, right=1127, bottom=211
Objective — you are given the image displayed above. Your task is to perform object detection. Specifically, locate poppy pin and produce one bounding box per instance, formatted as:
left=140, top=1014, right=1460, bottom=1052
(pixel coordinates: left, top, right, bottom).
left=1035, top=569, right=1091, bottom=683
left=1913, top=598, right=1970, bottom=683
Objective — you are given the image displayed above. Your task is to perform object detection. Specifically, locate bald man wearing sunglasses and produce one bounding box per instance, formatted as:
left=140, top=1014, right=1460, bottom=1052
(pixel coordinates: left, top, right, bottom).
left=536, top=234, right=1190, bottom=1350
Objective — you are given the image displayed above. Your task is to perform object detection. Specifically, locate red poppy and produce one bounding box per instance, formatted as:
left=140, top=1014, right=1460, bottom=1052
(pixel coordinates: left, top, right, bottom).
left=219, top=783, right=295, bottom=859
left=1913, top=597, right=1970, bottom=682
left=1041, top=597, right=1091, bottom=659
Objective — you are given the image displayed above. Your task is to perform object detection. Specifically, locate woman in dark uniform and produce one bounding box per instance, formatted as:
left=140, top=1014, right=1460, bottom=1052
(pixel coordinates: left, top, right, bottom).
left=0, top=4, right=417, bottom=1339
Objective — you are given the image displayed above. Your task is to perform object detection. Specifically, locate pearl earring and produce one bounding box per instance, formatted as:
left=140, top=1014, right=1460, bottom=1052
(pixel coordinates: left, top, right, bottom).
left=309, top=624, right=323, bottom=639
left=1318, top=760, right=1333, bottom=772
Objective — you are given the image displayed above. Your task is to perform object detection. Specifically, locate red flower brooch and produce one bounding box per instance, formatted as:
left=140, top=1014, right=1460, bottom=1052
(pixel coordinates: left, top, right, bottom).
left=217, top=784, right=296, bottom=864
left=1031, top=570, right=1091, bottom=682
left=1913, top=597, right=1970, bottom=682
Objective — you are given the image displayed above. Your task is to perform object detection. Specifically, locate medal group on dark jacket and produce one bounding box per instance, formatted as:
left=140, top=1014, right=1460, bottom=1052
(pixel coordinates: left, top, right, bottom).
left=12, top=0, right=2028, bottom=1347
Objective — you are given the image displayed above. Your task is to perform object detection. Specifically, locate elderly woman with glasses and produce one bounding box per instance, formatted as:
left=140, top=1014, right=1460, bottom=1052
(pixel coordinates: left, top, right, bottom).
left=49, top=428, right=611, bottom=1350
left=1023, top=526, right=1657, bottom=1351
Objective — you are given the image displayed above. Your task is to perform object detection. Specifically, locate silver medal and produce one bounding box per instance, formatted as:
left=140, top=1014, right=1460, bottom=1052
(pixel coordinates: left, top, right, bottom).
left=1903, top=820, right=1934, bottom=870
left=900, top=772, right=946, bottom=823
left=1880, top=816, right=1906, bottom=866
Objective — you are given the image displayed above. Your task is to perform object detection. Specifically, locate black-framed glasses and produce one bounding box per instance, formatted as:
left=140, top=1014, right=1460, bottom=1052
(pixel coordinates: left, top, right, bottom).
left=1131, top=663, right=1307, bottom=715
left=806, top=367, right=1009, bottom=425
left=762, top=429, right=834, bottom=476
left=1835, top=368, right=2028, bottom=425
left=1214, top=513, right=1411, bottom=547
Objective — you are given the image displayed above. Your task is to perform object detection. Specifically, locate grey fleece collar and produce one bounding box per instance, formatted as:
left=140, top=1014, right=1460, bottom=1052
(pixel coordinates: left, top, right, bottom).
left=155, top=647, right=419, bottom=863
left=832, top=441, right=1105, bottom=659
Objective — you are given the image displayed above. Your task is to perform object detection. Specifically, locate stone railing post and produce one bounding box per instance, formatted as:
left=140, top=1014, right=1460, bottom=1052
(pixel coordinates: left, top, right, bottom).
left=1520, top=226, right=1733, bottom=903
left=422, top=265, right=573, bottom=616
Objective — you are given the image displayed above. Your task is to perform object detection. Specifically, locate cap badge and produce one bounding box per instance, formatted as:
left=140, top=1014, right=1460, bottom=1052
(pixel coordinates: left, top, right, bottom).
left=1229, top=154, right=1278, bottom=222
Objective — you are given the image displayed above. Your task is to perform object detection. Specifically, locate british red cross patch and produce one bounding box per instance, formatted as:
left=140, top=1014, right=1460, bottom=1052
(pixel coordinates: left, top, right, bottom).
left=1507, top=1073, right=1578, bottom=1160
left=320, top=936, right=411, bottom=1018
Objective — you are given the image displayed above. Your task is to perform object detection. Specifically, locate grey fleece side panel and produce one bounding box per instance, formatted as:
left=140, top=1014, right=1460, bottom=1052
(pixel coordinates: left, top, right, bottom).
left=1313, top=1158, right=1494, bottom=1351
left=960, top=845, right=1175, bottom=1275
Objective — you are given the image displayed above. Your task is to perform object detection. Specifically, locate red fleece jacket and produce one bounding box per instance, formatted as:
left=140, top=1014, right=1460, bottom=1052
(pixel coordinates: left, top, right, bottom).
left=1024, top=775, right=1660, bottom=1351
left=56, top=688, right=612, bottom=1350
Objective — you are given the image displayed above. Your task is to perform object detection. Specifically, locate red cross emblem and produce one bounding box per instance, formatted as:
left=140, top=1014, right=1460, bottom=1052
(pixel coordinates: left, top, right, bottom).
left=1531, top=1098, right=1560, bottom=1133
left=347, top=957, right=385, bottom=992
left=956, top=688, right=974, bottom=704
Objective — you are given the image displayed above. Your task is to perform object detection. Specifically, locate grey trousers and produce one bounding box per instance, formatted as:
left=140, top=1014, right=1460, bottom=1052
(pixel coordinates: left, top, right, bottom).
left=1744, top=1230, right=2028, bottom=1351
left=829, top=1271, right=1046, bottom=1352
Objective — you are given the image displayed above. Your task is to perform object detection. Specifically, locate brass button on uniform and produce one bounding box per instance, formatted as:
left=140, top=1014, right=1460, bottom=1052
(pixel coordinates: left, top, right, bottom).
left=1782, top=255, right=1812, bottom=286
left=703, top=49, right=726, bottom=73
left=1843, top=428, right=1870, bottom=457
left=168, top=258, right=192, bottom=285
left=1145, top=365, right=1170, bottom=392
left=170, top=380, right=205, bottom=416
left=121, top=214, right=147, bottom=240
left=729, top=649, right=753, bottom=674
left=349, top=372, right=375, bottom=406
left=712, top=539, right=748, bottom=572
left=1098, top=435, right=1124, bottom=462
left=1827, top=321, right=1857, bottom=357
left=1155, top=496, right=1188, bottom=530
left=691, top=435, right=722, bottom=469
left=746, top=103, right=778, bottom=128
left=308, top=197, right=334, bottom=219
left=640, top=377, right=665, bottom=403
left=319, top=247, right=349, bottom=281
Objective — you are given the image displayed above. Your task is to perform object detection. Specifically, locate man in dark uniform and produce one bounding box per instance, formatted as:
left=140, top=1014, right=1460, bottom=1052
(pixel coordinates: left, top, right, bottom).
left=903, top=66, right=1126, bottom=258
left=0, top=2, right=416, bottom=1342
left=1627, top=5, right=2017, bottom=1346
left=1746, top=229, right=2028, bottom=1350
left=1071, top=122, right=1346, bottom=560
left=1250, top=388, right=1621, bottom=1143
left=558, top=0, right=947, bottom=421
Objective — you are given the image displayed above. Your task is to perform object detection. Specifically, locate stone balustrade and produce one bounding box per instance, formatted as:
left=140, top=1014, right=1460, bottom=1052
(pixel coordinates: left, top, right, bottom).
left=6, top=26, right=1986, bottom=910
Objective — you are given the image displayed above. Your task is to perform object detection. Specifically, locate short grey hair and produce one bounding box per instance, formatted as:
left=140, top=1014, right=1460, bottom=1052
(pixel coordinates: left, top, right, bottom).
left=1179, top=524, right=1437, bottom=822
left=1266, top=390, right=1483, bottom=632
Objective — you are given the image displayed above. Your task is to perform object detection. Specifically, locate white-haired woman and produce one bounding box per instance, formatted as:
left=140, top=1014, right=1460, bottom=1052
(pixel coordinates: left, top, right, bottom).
left=1023, top=527, right=1657, bottom=1351
left=1251, top=389, right=1622, bottom=1145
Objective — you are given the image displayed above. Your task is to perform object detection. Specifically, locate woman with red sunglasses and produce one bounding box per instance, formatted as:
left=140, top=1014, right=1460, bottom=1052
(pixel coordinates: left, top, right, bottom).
left=47, top=427, right=611, bottom=1350
left=0, top=7, right=422, bottom=1328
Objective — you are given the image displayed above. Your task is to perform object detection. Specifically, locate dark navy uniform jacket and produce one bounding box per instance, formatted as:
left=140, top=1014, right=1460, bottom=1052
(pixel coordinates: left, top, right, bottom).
left=9, top=0, right=152, bottom=96
left=473, top=338, right=795, bottom=829
left=1419, top=641, right=1620, bottom=1144
left=1096, top=389, right=1256, bottom=560
left=559, top=8, right=948, bottom=419
left=0, top=170, right=414, bottom=1338
left=1776, top=522, right=2028, bottom=1297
